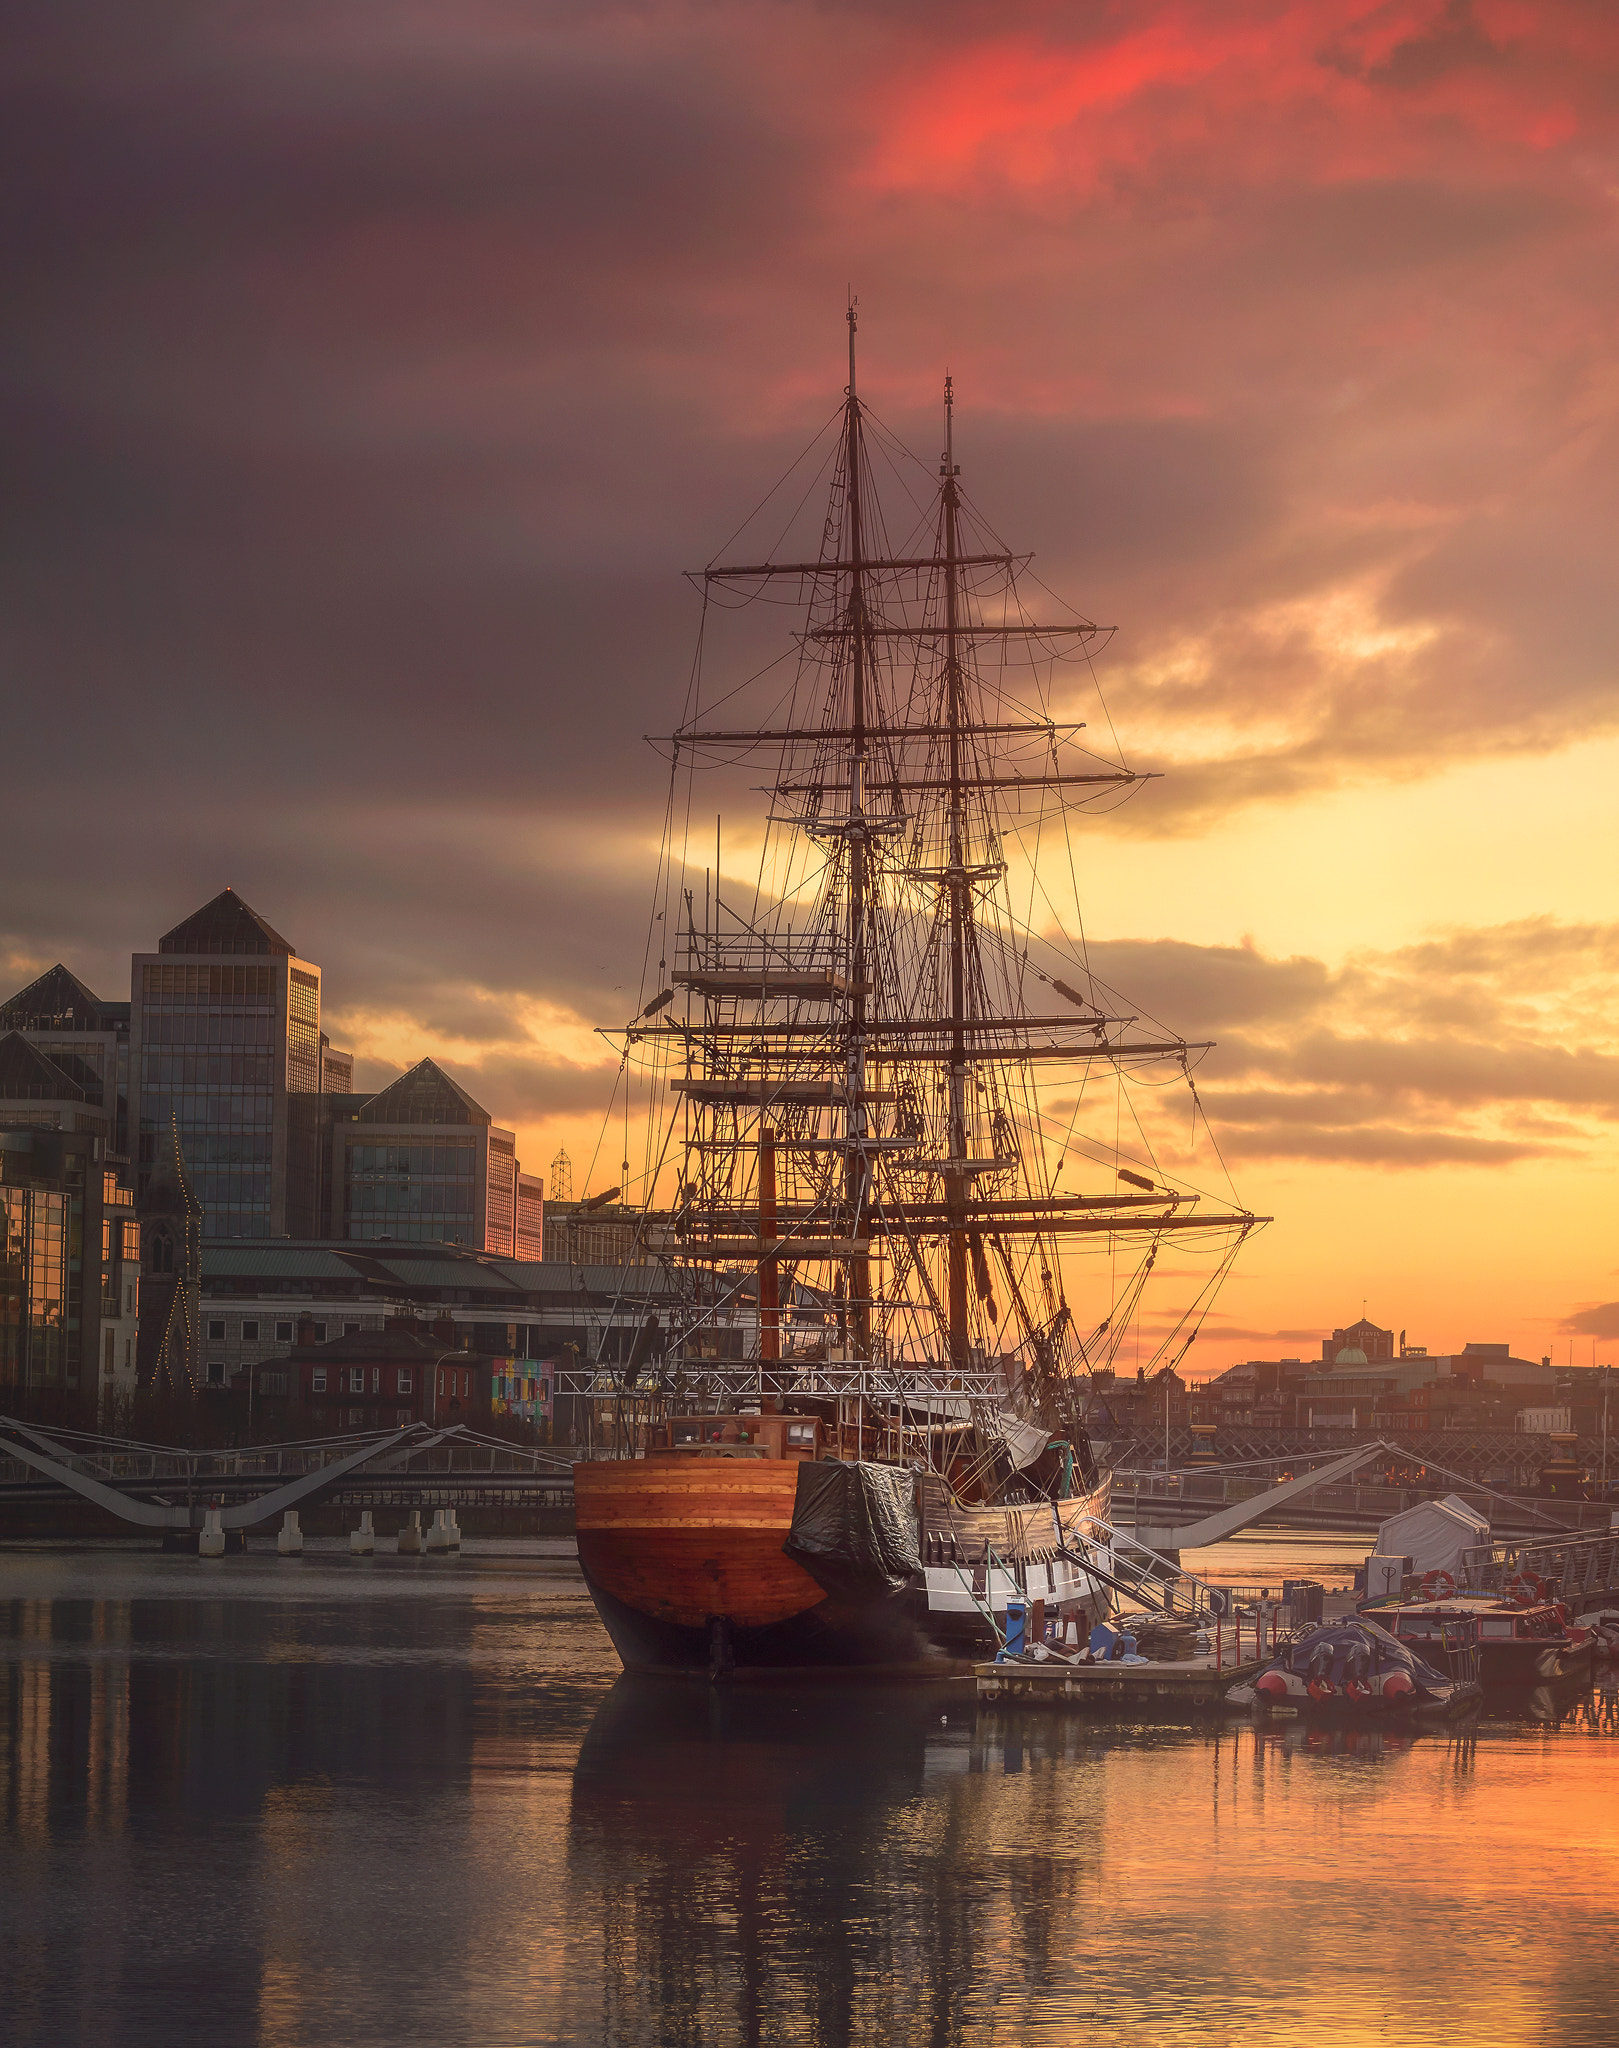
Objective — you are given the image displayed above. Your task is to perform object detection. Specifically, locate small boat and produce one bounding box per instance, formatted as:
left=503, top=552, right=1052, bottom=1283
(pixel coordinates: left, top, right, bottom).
left=1372, top=1580, right=1595, bottom=1690
left=1227, top=1618, right=1481, bottom=1723
left=1583, top=1608, right=1619, bottom=1658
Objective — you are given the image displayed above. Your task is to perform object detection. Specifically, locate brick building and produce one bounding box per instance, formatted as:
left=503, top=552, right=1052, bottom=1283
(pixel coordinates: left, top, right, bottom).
left=237, top=1320, right=489, bottom=1433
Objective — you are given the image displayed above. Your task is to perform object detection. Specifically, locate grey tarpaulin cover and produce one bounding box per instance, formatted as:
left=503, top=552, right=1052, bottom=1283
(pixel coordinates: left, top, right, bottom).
left=783, top=1461, right=922, bottom=1599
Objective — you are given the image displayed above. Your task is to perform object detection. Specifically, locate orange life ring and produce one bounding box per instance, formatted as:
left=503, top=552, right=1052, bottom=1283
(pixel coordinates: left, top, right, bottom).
left=1420, top=1570, right=1456, bottom=1601
left=1506, top=1571, right=1542, bottom=1605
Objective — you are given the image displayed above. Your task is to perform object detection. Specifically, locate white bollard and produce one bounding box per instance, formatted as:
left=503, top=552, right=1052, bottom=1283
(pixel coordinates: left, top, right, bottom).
left=396, top=1510, right=423, bottom=1555
left=199, top=1509, right=226, bottom=1558
left=349, top=1511, right=375, bottom=1556
left=277, top=1511, right=303, bottom=1556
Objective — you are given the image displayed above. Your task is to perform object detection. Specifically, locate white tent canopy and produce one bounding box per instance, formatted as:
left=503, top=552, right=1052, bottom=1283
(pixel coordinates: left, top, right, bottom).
left=1373, top=1493, right=1489, bottom=1578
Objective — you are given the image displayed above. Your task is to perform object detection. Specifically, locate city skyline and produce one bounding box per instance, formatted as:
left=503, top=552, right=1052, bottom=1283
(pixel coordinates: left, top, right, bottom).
left=5, top=2, right=1617, bottom=1369
left=6, top=881, right=1611, bottom=1378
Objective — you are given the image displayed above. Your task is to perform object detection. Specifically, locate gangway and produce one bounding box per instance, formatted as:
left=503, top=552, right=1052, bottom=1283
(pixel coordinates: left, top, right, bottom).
left=1119, top=1440, right=1395, bottom=1549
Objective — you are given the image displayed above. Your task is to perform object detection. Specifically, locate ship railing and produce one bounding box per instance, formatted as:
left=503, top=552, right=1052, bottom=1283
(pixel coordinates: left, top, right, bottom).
left=1469, top=1529, right=1619, bottom=1602
left=1071, top=1512, right=1231, bottom=1623
left=929, top=1537, right=1010, bottom=1650
left=1433, top=1618, right=1481, bottom=1688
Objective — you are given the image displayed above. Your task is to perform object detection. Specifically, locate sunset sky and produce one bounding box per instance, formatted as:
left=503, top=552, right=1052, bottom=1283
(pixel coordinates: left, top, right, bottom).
left=5, top=0, right=1616, bottom=1369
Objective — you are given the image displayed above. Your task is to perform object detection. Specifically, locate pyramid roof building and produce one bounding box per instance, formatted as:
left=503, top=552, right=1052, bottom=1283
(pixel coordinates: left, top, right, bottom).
left=358, top=1058, right=491, bottom=1127
left=158, top=888, right=294, bottom=957
left=0, top=1031, right=89, bottom=1103
left=0, top=963, right=117, bottom=1030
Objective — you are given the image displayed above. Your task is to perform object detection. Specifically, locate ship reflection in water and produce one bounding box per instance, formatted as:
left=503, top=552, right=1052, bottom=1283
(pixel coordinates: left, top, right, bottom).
left=2, top=1556, right=1617, bottom=2047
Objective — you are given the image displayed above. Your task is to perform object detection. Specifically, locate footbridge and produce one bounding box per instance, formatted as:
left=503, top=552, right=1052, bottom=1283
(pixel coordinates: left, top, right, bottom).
left=0, top=1417, right=575, bottom=1536
left=1111, top=1443, right=1604, bottom=1545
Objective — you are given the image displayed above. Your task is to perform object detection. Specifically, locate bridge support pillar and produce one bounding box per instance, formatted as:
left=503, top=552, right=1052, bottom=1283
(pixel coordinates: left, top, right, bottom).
left=278, top=1512, right=303, bottom=1556
left=426, top=1509, right=461, bottom=1553
left=397, top=1511, right=423, bottom=1555
left=199, top=1509, right=225, bottom=1558
left=349, top=1511, right=376, bottom=1556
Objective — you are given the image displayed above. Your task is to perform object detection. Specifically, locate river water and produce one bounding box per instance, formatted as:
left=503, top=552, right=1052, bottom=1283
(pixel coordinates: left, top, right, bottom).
left=3, top=1542, right=1615, bottom=2047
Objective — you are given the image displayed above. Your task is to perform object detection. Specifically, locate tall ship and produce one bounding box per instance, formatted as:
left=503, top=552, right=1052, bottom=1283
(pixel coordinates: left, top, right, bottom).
left=574, top=313, right=1263, bottom=1676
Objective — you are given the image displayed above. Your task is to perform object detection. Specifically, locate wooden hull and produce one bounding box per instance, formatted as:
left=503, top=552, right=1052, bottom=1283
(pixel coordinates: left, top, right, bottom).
left=575, top=1459, right=824, bottom=1630
left=575, top=1456, right=1112, bottom=1676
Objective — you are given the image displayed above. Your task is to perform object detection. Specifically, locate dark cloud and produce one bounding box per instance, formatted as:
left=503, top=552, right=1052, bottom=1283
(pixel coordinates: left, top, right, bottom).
left=1068, top=917, right=1619, bottom=1170
left=1365, top=0, right=1506, bottom=90
left=1562, top=1302, right=1619, bottom=1339
left=1218, top=1124, right=1548, bottom=1167
left=3, top=0, right=1618, bottom=1251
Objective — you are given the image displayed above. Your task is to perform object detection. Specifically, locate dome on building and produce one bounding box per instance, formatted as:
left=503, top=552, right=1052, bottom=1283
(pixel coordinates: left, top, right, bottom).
left=1334, top=1345, right=1368, bottom=1367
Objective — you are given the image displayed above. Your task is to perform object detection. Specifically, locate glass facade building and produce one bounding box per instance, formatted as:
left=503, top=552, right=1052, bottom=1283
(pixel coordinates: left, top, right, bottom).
left=0, top=1180, right=67, bottom=1391
left=345, top=1141, right=479, bottom=1243
left=0, top=963, right=131, bottom=1153
left=130, top=890, right=323, bottom=1239
left=0, top=1125, right=136, bottom=1418
left=330, top=1058, right=517, bottom=1253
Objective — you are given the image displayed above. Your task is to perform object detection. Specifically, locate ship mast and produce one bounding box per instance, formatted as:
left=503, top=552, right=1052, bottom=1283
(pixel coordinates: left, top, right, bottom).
left=607, top=325, right=1267, bottom=1471
left=844, top=300, right=871, bottom=1355
left=941, top=372, right=970, bottom=1368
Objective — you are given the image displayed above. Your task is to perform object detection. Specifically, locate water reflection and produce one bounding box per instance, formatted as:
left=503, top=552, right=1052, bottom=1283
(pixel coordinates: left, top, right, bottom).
left=570, top=1682, right=991, bottom=2048
left=1, top=1563, right=1616, bottom=2047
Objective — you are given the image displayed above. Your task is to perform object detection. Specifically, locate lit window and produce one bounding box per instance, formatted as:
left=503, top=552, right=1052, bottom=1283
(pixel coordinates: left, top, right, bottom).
left=312, top=1369, right=327, bottom=1393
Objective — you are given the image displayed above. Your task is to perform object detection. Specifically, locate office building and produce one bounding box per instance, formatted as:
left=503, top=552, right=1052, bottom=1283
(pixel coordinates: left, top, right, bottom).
left=0, top=962, right=133, bottom=1155
left=198, top=1237, right=677, bottom=1443
left=541, top=1198, right=653, bottom=1266
left=320, top=1035, right=354, bottom=1093
left=0, top=1028, right=111, bottom=1141
left=516, top=1172, right=545, bottom=1260
left=0, top=1121, right=141, bottom=1425
left=130, top=887, right=330, bottom=1238
left=0, top=966, right=132, bottom=1153
left=326, top=1057, right=518, bottom=1252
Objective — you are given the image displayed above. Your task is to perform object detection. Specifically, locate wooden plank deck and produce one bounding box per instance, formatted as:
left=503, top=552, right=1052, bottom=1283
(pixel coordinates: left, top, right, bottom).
left=975, top=1653, right=1265, bottom=1713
